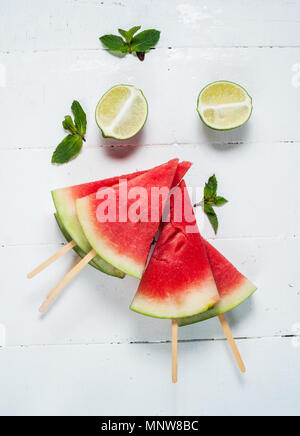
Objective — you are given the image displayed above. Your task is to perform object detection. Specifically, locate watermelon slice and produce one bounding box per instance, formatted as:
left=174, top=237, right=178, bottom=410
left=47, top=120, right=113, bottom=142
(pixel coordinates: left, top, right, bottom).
left=76, top=159, right=183, bottom=278
left=178, top=240, right=257, bottom=326
left=52, top=162, right=191, bottom=276
left=130, top=180, right=220, bottom=318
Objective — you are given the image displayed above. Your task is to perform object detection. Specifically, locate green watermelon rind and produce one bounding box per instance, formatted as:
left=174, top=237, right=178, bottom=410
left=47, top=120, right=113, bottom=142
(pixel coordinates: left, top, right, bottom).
left=130, top=284, right=220, bottom=320
left=52, top=189, right=92, bottom=252
left=178, top=278, right=257, bottom=326
left=52, top=190, right=125, bottom=279
left=54, top=213, right=105, bottom=272
left=76, top=196, right=144, bottom=279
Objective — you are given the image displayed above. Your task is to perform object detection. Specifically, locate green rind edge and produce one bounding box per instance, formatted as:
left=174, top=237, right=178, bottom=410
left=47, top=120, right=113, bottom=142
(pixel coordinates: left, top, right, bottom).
left=76, top=196, right=144, bottom=279
left=52, top=191, right=125, bottom=279
left=54, top=213, right=104, bottom=272
left=178, top=284, right=257, bottom=327
left=130, top=298, right=218, bottom=320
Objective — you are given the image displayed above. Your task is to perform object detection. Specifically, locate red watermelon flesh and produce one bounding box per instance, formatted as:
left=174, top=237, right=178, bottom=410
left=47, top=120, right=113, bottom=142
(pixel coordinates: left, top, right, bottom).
left=178, top=239, right=257, bottom=326
left=62, top=160, right=191, bottom=201
left=76, top=159, right=184, bottom=278
left=52, top=169, right=152, bottom=277
left=52, top=161, right=191, bottom=251
left=61, top=170, right=146, bottom=202
left=130, top=180, right=219, bottom=318
left=52, top=169, right=147, bottom=254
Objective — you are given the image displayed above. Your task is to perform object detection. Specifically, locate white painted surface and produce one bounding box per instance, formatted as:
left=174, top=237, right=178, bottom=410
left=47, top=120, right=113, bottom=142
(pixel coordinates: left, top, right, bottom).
left=0, top=0, right=300, bottom=416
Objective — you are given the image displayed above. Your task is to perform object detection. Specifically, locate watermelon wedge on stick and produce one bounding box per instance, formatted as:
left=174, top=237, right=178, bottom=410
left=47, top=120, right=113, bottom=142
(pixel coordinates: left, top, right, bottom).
left=131, top=180, right=252, bottom=377
left=130, top=179, right=219, bottom=383
left=174, top=188, right=256, bottom=373
left=76, top=159, right=181, bottom=278
left=178, top=239, right=257, bottom=326
left=130, top=180, right=219, bottom=318
left=52, top=161, right=191, bottom=276
left=28, top=161, right=191, bottom=279
left=28, top=171, right=144, bottom=279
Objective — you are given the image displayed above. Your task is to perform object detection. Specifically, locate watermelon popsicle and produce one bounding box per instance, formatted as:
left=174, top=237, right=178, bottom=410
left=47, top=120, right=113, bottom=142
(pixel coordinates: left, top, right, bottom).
left=130, top=180, right=220, bottom=318
left=130, top=179, right=220, bottom=383
left=177, top=186, right=257, bottom=373
left=53, top=160, right=191, bottom=275
left=131, top=180, right=255, bottom=376
left=52, top=169, right=148, bottom=278
left=76, top=159, right=189, bottom=279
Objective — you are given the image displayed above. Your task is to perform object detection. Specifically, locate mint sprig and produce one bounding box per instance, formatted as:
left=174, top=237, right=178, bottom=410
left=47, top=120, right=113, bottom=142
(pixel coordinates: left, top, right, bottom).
left=52, top=100, right=87, bottom=164
left=202, top=174, right=228, bottom=234
left=100, top=26, right=160, bottom=61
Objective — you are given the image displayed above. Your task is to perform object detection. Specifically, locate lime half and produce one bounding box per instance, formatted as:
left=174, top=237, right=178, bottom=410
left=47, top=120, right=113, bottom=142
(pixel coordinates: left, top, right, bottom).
left=96, top=84, right=148, bottom=140
left=197, top=81, right=252, bottom=130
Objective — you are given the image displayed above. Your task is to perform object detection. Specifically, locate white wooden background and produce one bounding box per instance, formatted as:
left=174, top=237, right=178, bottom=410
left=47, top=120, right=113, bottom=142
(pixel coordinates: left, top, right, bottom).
left=0, top=0, right=300, bottom=416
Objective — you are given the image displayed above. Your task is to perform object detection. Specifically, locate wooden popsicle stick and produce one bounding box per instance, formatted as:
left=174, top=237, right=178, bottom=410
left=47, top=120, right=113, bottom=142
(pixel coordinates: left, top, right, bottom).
left=45, top=254, right=84, bottom=299
left=41, top=257, right=81, bottom=304
left=27, top=240, right=76, bottom=279
left=218, top=314, right=246, bottom=373
left=39, top=249, right=97, bottom=313
left=172, top=319, right=178, bottom=383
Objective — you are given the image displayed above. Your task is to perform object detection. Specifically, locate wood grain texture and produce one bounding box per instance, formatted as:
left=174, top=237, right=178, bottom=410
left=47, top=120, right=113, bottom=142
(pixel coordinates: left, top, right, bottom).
left=0, top=236, right=299, bottom=346
left=0, top=338, right=299, bottom=416
left=0, top=48, right=300, bottom=149
left=0, top=0, right=300, bottom=416
left=1, top=0, right=300, bottom=51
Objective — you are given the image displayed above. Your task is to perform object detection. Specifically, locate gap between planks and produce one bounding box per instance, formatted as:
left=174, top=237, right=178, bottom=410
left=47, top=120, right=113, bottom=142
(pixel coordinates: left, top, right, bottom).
left=1, top=335, right=296, bottom=350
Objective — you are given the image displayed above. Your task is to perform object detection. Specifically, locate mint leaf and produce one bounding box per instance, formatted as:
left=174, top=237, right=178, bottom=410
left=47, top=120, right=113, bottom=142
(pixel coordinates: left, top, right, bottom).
left=202, top=174, right=228, bottom=233
left=214, top=196, right=228, bottom=206
left=118, top=29, right=129, bottom=42
left=100, top=34, right=128, bottom=52
left=127, top=26, right=141, bottom=40
left=62, top=115, right=77, bottom=134
left=118, top=26, right=141, bottom=43
left=203, top=203, right=218, bottom=234
left=131, top=29, right=160, bottom=52
left=52, top=100, right=87, bottom=164
left=71, top=100, right=87, bottom=137
left=204, top=174, right=217, bottom=200
left=52, top=134, right=83, bottom=164
left=100, top=27, right=159, bottom=60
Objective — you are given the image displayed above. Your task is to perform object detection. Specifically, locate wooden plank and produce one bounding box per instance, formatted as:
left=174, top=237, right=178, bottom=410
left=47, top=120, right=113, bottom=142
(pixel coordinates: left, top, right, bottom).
left=0, top=47, right=299, bottom=149
left=0, top=0, right=299, bottom=418
left=1, top=0, right=300, bottom=51
left=0, top=236, right=299, bottom=346
left=0, top=337, right=299, bottom=415
left=0, top=141, right=299, bottom=245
